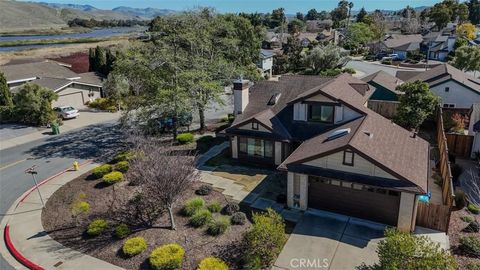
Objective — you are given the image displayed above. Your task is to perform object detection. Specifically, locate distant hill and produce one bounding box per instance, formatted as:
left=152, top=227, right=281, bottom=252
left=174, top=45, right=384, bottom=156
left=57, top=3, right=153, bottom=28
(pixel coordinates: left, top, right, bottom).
left=0, top=0, right=143, bottom=33
left=112, top=6, right=175, bottom=18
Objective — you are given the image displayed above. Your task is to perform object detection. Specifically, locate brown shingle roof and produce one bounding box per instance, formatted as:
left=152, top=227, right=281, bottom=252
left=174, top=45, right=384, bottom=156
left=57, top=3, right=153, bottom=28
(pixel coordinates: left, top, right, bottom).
left=382, top=34, right=423, bottom=49
left=407, top=63, right=480, bottom=93
left=0, top=61, right=79, bottom=82
left=362, top=70, right=403, bottom=94
left=395, top=70, right=422, bottom=81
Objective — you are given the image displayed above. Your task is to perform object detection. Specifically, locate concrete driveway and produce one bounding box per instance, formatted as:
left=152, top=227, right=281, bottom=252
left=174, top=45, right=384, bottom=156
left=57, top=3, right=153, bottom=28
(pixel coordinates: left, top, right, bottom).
left=274, top=209, right=386, bottom=270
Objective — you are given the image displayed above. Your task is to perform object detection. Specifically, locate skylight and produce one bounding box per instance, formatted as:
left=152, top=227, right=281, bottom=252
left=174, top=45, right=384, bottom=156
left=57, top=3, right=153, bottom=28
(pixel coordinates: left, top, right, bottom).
left=327, top=128, right=351, bottom=140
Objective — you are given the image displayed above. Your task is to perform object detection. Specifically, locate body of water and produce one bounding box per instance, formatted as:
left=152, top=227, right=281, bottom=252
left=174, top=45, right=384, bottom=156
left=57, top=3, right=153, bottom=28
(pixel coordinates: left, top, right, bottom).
left=0, top=27, right=146, bottom=42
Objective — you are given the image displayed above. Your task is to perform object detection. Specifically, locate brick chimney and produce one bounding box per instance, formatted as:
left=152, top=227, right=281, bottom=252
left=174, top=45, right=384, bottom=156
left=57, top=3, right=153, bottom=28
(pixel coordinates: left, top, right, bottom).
left=233, top=79, right=250, bottom=115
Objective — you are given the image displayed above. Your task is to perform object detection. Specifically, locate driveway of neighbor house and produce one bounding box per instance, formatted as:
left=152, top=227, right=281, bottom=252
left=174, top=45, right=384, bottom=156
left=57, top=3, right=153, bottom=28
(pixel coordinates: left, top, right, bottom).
left=274, top=210, right=386, bottom=270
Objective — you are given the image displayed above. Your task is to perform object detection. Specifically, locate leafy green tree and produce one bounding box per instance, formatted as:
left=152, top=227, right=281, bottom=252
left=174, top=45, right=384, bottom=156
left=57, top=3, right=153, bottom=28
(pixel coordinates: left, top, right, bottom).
left=287, top=19, right=305, bottom=35
left=13, top=83, right=58, bottom=126
left=270, top=8, right=286, bottom=29
left=0, top=72, right=12, bottom=107
left=457, top=23, right=477, bottom=40
left=305, top=8, right=319, bottom=20
left=452, top=46, right=480, bottom=76
left=88, top=47, right=97, bottom=72
left=468, top=0, right=480, bottom=24
left=394, top=81, right=438, bottom=130
left=331, top=0, right=349, bottom=28
left=303, top=44, right=350, bottom=74
left=401, top=5, right=417, bottom=18
left=456, top=3, right=470, bottom=23
left=376, top=229, right=456, bottom=270
left=104, top=73, right=130, bottom=110
left=344, top=22, right=374, bottom=50
left=95, top=46, right=107, bottom=74
left=429, top=3, right=453, bottom=30
left=356, top=7, right=368, bottom=23
left=284, top=36, right=304, bottom=72
left=295, top=12, right=304, bottom=21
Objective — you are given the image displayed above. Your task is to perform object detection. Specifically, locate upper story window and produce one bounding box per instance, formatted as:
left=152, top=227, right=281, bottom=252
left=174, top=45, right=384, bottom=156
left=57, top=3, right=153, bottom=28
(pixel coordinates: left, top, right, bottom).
left=343, top=149, right=354, bottom=166
left=308, top=104, right=334, bottom=123
left=251, top=122, right=259, bottom=130
left=445, top=87, right=450, bottom=92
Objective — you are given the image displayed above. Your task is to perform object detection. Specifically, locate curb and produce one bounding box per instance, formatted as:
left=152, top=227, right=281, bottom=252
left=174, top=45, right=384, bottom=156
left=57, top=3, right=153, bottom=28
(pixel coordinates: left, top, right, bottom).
left=17, top=160, right=92, bottom=207
left=4, top=225, right=44, bottom=270
left=4, top=160, right=93, bottom=269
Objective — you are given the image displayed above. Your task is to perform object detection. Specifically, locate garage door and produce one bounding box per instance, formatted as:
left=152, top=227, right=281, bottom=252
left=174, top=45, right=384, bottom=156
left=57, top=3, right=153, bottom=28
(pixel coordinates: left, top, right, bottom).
left=54, top=92, right=86, bottom=109
left=308, top=176, right=400, bottom=225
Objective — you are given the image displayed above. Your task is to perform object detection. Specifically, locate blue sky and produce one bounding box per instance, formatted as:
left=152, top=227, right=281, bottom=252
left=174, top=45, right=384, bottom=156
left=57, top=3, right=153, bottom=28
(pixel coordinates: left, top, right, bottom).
left=24, top=0, right=440, bottom=13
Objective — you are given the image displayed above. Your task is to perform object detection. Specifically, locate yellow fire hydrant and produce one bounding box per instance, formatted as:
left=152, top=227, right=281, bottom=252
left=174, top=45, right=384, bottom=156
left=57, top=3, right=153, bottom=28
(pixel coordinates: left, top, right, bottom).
left=73, top=161, right=79, bottom=171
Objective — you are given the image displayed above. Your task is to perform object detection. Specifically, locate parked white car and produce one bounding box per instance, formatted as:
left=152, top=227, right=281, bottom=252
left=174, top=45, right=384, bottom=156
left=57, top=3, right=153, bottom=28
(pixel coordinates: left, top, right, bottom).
left=53, top=106, right=79, bottom=119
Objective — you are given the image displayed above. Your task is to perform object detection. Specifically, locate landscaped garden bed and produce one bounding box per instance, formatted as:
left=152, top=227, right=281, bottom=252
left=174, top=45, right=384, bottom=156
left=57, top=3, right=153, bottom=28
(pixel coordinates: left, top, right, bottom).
left=449, top=207, right=480, bottom=269
left=42, top=144, right=288, bottom=270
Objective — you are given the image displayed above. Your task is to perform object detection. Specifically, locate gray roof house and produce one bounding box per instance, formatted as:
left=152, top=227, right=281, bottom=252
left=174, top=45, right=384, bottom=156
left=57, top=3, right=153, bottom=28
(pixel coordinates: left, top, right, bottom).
left=0, top=60, right=104, bottom=109
left=225, top=74, right=429, bottom=232
left=422, top=31, right=456, bottom=61
left=257, top=49, right=274, bottom=78
left=380, top=34, right=423, bottom=60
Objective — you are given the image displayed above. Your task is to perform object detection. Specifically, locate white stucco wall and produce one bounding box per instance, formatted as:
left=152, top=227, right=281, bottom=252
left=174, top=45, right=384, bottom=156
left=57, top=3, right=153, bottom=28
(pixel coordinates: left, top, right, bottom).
left=303, top=150, right=398, bottom=180
left=238, top=122, right=270, bottom=132
left=287, top=172, right=308, bottom=210
left=430, top=80, right=480, bottom=109
left=231, top=136, right=238, bottom=159
left=397, top=192, right=417, bottom=232
left=274, top=141, right=282, bottom=165
left=293, top=100, right=361, bottom=123
left=233, top=88, right=249, bottom=115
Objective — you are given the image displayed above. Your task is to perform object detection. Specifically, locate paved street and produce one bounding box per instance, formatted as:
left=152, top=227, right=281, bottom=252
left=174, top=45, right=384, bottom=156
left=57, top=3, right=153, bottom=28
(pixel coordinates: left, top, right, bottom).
left=0, top=121, right=124, bottom=270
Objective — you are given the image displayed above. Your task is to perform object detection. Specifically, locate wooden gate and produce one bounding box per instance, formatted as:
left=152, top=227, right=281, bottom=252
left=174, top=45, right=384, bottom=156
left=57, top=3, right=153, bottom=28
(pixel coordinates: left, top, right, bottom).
left=415, top=202, right=451, bottom=232
left=446, top=133, right=474, bottom=157
left=367, top=100, right=399, bottom=119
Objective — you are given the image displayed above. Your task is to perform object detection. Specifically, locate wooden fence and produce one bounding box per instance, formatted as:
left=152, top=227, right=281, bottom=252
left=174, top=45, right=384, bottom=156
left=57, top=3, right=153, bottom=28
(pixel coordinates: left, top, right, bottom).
left=367, top=100, right=399, bottom=119
left=415, top=202, right=451, bottom=232
left=446, top=133, right=474, bottom=158
left=436, top=107, right=455, bottom=208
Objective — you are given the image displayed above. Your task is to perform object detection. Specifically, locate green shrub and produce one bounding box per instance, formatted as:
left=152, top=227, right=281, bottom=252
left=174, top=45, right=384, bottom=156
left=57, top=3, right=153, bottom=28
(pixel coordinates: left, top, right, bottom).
left=242, top=255, right=261, bottom=270
left=467, top=263, right=480, bottom=270
left=88, top=97, right=116, bottom=111
left=71, top=201, right=90, bottom=216
left=462, top=216, right=475, bottom=222
left=92, top=164, right=112, bottom=179
left=455, top=190, right=466, bottom=209
left=114, top=161, right=129, bottom=173
left=190, top=209, right=213, bottom=227
left=464, top=221, right=480, bottom=233
left=319, top=68, right=342, bottom=76
left=207, top=201, right=221, bottom=213
left=222, top=202, right=239, bottom=215
left=460, top=236, right=480, bottom=256
left=102, top=171, right=124, bottom=185
left=182, top=197, right=205, bottom=217
left=245, top=209, right=286, bottom=268
left=176, top=133, right=194, bottom=144
left=149, top=243, right=185, bottom=270
left=195, top=184, right=213, bottom=196
left=122, top=237, right=147, bottom=257
left=112, top=150, right=135, bottom=163
left=342, top=67, right=356, bottom=74
left=381, top=59, right=393, bottom=65
left=231, top=212, right=247, bottom=225
left=468, top=203, right=480, bottom=214
left=115, top=223, right=130, bottom=239
left=86, top=219, right=108, bottom=236
left=198, top=257, right=228, bottom=270
left=207, top=216, right=230, bottom=236
left=377, top=228, right=456, bottom=270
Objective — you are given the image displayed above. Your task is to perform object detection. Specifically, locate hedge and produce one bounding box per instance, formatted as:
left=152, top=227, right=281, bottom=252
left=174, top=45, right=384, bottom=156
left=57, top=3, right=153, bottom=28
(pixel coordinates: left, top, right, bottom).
left=102, top=171, right=124, bottom=185
left=123, top=237, right=147, bottom=257
left=92, top=164, right=112, bottom=179
left=150, top=244, right=185, bottom=270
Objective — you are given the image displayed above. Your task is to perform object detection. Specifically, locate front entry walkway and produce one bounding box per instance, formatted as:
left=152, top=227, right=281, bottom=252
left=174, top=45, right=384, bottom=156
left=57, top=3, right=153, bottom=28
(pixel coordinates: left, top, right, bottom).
left=274, top=209, right=386, bottom=270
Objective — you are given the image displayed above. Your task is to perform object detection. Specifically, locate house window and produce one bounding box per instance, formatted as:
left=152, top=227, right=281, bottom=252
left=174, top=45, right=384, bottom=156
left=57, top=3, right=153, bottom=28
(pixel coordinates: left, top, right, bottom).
left=308, top=104, right=334, bottom=123
left=239, top=137, right=273, bottom=158
left=343, top=150, right=354, bottom=166
left=443, top=103, right=455, bottom=108
left=445, top=87, right=450, bottom=92
left=251, top=122, right=259, bottom=130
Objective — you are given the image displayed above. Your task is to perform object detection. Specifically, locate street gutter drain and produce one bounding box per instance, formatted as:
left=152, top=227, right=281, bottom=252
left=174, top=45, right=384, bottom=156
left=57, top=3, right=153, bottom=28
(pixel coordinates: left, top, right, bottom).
left=53, top=261, right=63, bottom=267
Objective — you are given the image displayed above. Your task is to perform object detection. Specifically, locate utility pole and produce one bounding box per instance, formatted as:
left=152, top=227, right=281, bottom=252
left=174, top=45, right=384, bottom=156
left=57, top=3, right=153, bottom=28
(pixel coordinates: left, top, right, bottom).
left=25, top=165, right=45, bottom=207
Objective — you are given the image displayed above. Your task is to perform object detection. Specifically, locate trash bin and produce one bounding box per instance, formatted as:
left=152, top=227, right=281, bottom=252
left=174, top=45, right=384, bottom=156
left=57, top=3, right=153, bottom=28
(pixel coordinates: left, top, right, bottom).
left=51, top=123, right=60, bottom=135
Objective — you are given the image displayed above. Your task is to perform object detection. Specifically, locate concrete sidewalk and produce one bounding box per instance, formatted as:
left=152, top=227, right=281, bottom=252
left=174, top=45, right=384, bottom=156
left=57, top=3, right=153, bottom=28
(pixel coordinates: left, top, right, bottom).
left=0, top=111, right=120, bottom=151
left=0, top=162, right=124, bottom=270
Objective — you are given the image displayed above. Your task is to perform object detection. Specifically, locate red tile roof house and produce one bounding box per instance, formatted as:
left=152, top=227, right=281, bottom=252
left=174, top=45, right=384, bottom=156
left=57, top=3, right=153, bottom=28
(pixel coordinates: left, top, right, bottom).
left=224, top=74, right=430, bottom=232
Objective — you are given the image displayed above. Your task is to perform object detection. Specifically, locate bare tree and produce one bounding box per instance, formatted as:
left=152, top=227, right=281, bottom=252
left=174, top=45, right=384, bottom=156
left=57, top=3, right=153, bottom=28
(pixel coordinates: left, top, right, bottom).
left=465, top=169, right=480, bottom=206
left=126, top=138, right=199, bottom=230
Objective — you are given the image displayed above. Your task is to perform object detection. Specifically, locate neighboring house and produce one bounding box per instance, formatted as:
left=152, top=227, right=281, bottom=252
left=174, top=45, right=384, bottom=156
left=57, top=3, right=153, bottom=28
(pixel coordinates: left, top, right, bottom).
left=380, top=34, right=423, bottom=60
left=305, top=20, right=333, bottom=33
left=363, top=71, right=403, bottom=102
left=0, top=60, right=103, bottom=109
left=297, top=32, right=319, bottom=47
left=406, top=63, right=480, bottom=109
left=421, top=31, right=456, bottom=61
left=225, top=74, right=429, bottom=232
left=257, top=49, right=274, bottom=78
left=263, top=32, right=291, bottom=49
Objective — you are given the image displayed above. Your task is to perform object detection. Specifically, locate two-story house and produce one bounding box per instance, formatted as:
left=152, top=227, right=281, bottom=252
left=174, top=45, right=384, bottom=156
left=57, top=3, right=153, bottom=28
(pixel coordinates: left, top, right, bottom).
left=225, top=74, right=429, bottom=232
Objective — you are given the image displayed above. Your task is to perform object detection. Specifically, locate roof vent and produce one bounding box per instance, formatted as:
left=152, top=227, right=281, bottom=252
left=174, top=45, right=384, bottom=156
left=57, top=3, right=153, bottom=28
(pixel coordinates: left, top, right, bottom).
left=267, top=92, right=281, bottom=105
left=363, top=131, right=373, bottom=139
left=327, top=128, right=351, bottom=141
